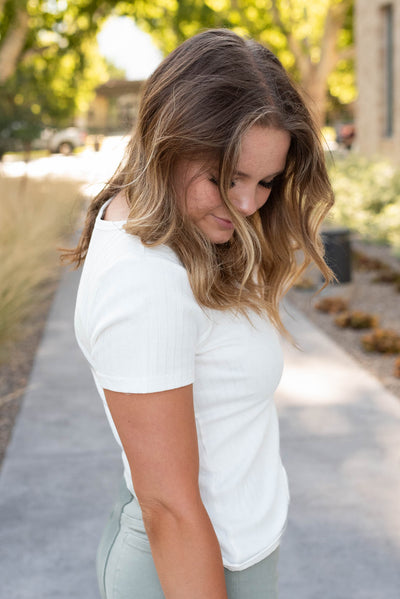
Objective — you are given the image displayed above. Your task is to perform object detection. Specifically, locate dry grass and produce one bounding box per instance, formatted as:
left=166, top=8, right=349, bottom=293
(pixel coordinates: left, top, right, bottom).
left=0, top=174, right=83, bottom=360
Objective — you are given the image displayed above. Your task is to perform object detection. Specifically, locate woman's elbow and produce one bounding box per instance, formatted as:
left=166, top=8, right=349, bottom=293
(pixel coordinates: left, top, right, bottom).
left=137, top=491, right=205, bottom=536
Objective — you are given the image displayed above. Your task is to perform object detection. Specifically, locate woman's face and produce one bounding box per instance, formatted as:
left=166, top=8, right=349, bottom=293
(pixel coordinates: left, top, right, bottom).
left=175, top=125, right=291, bottom=244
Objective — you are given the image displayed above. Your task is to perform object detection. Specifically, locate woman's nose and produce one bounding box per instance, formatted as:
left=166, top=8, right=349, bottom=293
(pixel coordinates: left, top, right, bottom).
left=231, top=188, right=259, bottom=217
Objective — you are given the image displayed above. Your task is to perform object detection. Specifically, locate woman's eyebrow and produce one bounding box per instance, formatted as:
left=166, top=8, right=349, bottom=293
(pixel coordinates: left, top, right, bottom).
left=234, top=169, right=284, bottom=180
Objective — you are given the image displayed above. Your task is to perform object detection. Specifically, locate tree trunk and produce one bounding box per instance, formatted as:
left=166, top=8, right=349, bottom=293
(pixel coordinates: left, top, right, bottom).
left=302, top=68, right=329, bottom=129
left=271, top=0, right=351, bottom=129
left=0, top=7, right=29, bottom=84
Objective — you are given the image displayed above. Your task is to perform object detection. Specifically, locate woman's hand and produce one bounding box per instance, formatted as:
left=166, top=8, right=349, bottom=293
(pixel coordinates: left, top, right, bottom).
left=104, top=384, right=228, bottom=599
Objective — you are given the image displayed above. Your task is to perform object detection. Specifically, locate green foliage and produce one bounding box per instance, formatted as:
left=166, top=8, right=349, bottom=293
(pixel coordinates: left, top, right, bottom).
left=0, top=0, right=354, bottom=147
left=119, top=0, right=355, bottom=117
left=0, top=0, right=118, bottom=151
left=328, top=154, right=400, bottom=252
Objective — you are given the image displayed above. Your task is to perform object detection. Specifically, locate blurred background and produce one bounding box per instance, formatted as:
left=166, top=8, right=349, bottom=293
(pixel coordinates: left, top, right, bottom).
left=1, top=0, right=400, bottom=462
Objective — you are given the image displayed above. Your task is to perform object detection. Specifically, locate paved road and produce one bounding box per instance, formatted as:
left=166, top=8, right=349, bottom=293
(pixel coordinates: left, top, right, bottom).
left=0, top=265, right=399, bottom=598
left=1, top=136, right=129, bottom=196
left=278, top=303, right=400, bottom=599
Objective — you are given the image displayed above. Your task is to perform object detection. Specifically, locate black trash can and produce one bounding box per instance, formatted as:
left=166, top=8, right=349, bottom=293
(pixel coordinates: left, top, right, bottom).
left=321, top=227, right=352, bottom=283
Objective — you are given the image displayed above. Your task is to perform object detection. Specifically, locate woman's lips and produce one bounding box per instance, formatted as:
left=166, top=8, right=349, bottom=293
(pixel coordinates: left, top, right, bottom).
left=212, top=215, right=234, bottom=229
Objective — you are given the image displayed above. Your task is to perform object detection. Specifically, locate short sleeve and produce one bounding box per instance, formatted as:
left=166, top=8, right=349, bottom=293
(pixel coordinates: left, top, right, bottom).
left=88, top=256, right=204, bottom=393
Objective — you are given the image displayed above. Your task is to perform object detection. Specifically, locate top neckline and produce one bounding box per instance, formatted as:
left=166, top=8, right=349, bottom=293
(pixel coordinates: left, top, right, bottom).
left=93, top=196, right=183, bottom=265
left=95, top=197, right=126, bottom=230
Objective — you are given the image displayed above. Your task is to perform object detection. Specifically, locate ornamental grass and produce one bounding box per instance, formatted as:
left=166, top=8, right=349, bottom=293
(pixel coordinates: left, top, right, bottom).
left=0, top=173, right=83, bottom=360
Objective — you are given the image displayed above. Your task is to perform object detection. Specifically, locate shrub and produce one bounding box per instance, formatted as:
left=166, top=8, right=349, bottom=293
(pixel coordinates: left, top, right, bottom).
left=314, top=297, right=349, bottom=314
left=328, top=154, right=400, bottom=254
left=371, top=269, right=400, bottom=284
left=293, top=276, right=316, bottom=290
left=394, top=357, right=400, bottom=378
left=352, top=250, right=385, bottom=272
left=334, top=311, right=379, bottom=329
left=361, top=329, right=400, bottom=354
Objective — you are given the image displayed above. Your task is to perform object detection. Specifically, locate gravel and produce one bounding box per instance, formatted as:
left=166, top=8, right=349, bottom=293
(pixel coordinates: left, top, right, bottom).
left=287, top=241, right=400, bottom=401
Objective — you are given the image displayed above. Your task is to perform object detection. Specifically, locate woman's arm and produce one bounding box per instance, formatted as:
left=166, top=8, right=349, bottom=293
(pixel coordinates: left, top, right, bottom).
left=104, top=384, right=228, bottom=599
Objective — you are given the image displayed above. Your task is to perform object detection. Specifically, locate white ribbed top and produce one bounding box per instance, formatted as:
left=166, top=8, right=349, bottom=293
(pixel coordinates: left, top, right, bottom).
left=74, top=198, right=289, bottom=571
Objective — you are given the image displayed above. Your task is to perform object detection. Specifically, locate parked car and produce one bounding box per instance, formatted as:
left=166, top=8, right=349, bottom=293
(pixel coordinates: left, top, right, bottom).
left=336, top=123, right=356, bottom=150
left=46, top=127, right=87, bottom=155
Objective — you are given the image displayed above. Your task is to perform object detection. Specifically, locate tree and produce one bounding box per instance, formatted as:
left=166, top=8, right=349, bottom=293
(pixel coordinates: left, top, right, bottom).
left=0, top=0, right=120, bottom=154
left=0, top=0, right=354, bottom=144
left=119, top=0, right=354, bottom=127
left=0, top=0, right=114, bottom=84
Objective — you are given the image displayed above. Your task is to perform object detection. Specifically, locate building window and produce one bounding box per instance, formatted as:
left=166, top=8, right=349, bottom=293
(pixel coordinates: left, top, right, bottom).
left=382, top=4, right=394, bottom=137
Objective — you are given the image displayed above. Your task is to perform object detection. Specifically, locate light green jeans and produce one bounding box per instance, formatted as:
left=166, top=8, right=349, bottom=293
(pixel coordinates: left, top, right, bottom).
left=97, top=479, right=279, bottom=599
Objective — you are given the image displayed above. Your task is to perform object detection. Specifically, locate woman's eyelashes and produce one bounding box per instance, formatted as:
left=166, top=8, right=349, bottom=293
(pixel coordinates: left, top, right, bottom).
left=209, top=176, right=236, bottom=188
left=259, top=178, right=276, bottom=190
left=209, top=176, right=277, bottom=190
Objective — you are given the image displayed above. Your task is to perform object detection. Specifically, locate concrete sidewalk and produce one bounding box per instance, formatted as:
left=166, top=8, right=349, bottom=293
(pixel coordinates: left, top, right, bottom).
left=0, top=267, right=399, bottom=599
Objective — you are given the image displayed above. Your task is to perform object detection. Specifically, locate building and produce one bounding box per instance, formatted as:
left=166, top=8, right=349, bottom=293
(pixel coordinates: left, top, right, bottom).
left=87, top=79, right=145, bottom=134
left=356, top=0, right=400, bottom=162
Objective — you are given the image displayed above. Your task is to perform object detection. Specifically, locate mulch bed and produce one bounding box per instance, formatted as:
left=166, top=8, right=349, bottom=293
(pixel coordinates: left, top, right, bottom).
left=287, top=240, right=400, bottom=401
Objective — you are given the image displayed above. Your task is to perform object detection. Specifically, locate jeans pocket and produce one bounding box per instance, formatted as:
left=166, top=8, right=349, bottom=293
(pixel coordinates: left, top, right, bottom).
left=109, top=531, right=164, bottom=599
left=120, top=511, right=152, bottom=553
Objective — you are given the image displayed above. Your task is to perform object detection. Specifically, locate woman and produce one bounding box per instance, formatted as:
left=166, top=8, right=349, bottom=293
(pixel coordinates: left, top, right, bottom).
left=67, top=29, right=333, bottom=599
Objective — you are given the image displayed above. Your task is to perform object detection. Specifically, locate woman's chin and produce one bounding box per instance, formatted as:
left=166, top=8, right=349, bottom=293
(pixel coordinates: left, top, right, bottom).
left=196, top=220, right=235, bottom=244
left=208, top=230, right=234, bottom=244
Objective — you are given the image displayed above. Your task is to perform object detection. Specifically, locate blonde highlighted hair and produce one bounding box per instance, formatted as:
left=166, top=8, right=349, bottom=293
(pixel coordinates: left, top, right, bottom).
left=63, top=29, right=334, bottom=334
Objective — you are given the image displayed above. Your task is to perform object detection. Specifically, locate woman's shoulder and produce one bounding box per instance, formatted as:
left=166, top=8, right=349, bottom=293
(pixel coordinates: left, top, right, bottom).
left=81, top=196, right=202, bottom=319
left=91, top=196, right=183, bottom=270
left=84, top=239, right=186, bottom=302
left=81, top=224, right=197, bottom=320
left=76, top=231, right=211, bottom=355
left=102, top=191, right=129, bottom=221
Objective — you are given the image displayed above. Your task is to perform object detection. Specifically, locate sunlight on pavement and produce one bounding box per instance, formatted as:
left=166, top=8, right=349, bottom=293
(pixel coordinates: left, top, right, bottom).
left=278, top=361, right=354, bottom=406
left=1, top=135, right=130, bottom=196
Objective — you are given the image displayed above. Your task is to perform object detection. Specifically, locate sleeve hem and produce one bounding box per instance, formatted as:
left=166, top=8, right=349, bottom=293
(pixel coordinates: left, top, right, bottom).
left=95, top=371, right=195, bottom=394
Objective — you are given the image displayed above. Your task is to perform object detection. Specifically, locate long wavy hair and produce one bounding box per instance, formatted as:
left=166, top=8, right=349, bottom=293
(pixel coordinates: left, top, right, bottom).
left=63, top=29, right=334, bottom=333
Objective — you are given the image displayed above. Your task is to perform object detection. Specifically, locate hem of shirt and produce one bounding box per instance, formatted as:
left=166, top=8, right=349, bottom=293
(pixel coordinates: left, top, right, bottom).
left=221, top=517, right=288, bottom=572
left=122, top=467, right=289, bottom=572
left=95, top=372, right=195, bottom=394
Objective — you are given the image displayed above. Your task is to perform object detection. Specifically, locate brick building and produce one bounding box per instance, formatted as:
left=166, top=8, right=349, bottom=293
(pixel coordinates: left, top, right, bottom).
left=356, top=0, right=400, bottom=162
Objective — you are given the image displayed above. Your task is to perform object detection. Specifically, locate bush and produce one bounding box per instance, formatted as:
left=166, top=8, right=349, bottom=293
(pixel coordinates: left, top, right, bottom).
left=361, top=329, right=400, bottom=354
left=371, top=269, right=400, bottom=284
left=352, top=250, right=385, bottom=272
left=394, top=357, right=400, bottom=378
left=0, top=175, right=83, bottom=359
left=293, top=276, right=316, bottom=290
left=314, top=297, right=349, bottom=314
left=328, top=154, right=400, bottom=253
left=334, top=311, right=379, bottom=330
